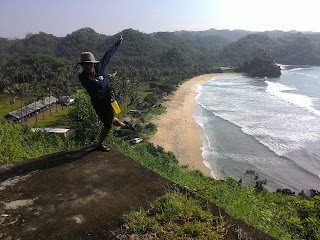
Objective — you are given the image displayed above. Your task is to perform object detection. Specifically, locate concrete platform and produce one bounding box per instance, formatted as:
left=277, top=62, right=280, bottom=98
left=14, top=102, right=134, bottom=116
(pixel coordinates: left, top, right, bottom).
left=0, top=145, right=173, bottom=239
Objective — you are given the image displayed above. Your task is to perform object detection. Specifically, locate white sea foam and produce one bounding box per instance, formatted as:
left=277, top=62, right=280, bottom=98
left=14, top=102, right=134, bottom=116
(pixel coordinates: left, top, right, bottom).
left=203, top=160, right=218, bottom=179
left=266, top=81, right=320, bottom=116
left=195, top=67, right=320, bottom=191
left=198, top=76, right=320, bottom=156
left=278, top=64, right=289, bottom=70
left=214, top=108, right=319, bottom=156
left=195, top=84, right=202, bottom=102
left=194, top=87, right=218, bottom=178
left=295, top=72, right=320, bottom=79
left=289, top=68, right=305, bottom=71
left=226, top=152, right=286, bottom=165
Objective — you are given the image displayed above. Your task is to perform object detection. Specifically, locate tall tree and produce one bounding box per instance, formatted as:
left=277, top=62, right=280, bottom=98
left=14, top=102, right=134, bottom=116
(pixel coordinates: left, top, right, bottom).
left=3, top=86, right=16, bottom=112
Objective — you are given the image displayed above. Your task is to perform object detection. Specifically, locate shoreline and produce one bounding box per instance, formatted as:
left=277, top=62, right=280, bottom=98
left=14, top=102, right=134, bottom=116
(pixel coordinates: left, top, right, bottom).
left=149, top=73, right=236, bottom=177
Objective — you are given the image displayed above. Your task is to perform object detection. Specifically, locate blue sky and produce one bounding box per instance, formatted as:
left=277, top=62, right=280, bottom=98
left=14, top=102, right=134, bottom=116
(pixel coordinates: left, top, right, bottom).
left=1, top=0, right=319, bottom=38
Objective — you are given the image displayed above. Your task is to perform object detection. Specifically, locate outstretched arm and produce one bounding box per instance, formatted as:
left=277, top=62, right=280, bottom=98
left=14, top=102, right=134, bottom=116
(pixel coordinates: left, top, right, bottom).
left=99, top=35, right=123, bottom=72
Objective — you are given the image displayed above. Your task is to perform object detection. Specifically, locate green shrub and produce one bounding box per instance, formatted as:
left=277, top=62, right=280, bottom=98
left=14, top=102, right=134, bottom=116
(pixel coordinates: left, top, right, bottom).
left=68, top=91, right=102, bottom=145
left=0, top=119, right=74, bottom=164
left=117, top=191, right=222, bottom=239
left=134, top=123, right=143, bottom=132
left=139, top=116, right=145, bottom=123
left=154, top=87, right=163, bottom=95
left=144, top=94, right=157, bottom=106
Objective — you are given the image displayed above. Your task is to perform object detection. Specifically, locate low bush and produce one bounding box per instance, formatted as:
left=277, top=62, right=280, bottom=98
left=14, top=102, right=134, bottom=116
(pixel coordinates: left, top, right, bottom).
left=0, top=119, right=74, bottom=164
left=115, top=191, right=225, bottom=239
left=68, top=91, right=102, bottom=146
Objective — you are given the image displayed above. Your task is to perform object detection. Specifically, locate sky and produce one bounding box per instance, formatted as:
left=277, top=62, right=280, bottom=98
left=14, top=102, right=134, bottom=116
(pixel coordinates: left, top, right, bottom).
left=1, top=0, right=319, bottom=39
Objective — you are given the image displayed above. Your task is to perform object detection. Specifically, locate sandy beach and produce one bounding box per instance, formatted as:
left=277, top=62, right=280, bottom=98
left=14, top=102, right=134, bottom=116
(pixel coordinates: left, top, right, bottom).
left=149, top=73, right=235, bottom=177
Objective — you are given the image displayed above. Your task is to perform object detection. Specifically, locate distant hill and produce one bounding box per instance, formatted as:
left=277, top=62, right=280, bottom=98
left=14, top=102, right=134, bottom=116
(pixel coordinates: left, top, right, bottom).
left=220, top=34, right=280, bottom=65
left=174, top=28, right=251, bottom=42
left=0, top=28, right=319, bottom=67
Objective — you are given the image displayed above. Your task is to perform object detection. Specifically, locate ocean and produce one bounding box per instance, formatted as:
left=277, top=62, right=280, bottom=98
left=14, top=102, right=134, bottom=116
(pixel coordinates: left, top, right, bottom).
left=194, top=66, right=320, bottom=192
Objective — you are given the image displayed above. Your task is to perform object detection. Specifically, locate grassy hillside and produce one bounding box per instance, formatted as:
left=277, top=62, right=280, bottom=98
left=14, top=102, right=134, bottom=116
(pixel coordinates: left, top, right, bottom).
left=113, top=140, right=320, bottom=240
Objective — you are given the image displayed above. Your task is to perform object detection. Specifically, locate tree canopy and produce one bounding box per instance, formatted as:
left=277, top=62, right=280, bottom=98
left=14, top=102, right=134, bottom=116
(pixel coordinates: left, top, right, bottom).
left=1, top=28, right=319, bottom=68
left=235, top=49, right=281, bottom=78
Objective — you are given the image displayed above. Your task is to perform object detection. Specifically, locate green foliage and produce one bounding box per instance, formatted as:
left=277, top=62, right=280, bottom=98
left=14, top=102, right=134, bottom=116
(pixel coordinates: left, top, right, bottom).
left=221, top=34, right=280, bottom=65
left=245, top=169, right=267, bottom=193
left=149, top=106, right=167, bottom=115
left=145, top=122, right=156, bottom=130
left=68, top=91, right=102, bottom=145
left=144, top=94, right=157, bottom=105
left=0, top=95, right=23, bottom=118
left=156, top=83, right=176, bottom=93
left=235, top=49, right=281, bottom=78
left=36, top=107, right=71, bottom=128
left=139, top=116, right=145, bottom=123
left=138, top=122, right=157, bottom=135
left=116, top=191, right=223, bottom=239
left=1, top=28, right=319, bottom=70
left=0, top=118, right=74, bottom=164
left=114, top=140, right=320, bottom=240
left=220, top=33, right=320, bottom=66
left=274, top=34, right=320, bottom=65
left=160, top=47, right=193, bottom=67
left=153, top=32, right=203, bottom=60
left=133, top=123, right=143, bottom=132
left=57, top=27, right=107, bottom=60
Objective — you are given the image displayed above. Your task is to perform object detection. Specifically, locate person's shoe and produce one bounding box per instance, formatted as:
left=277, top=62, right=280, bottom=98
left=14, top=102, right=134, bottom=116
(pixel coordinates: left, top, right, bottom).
left=123, top=120, right=136, bottom=131
left=96, top=143, right=111, bottom=152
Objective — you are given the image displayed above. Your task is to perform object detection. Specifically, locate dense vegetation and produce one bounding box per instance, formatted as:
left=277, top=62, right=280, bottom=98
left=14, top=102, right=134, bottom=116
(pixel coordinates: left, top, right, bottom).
left=0, top=118, right=74, bottom=164
left=235, top=49, right=281, bottom=77
left=114, top=191, right=230, bottom=239
left=1, top=28, right=320, bottom=69
left=114, top=140, right=320, bottom=240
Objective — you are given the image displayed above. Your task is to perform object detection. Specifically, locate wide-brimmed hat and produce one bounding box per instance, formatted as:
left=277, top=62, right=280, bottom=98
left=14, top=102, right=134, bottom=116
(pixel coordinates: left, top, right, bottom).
left=78, top=52, right=99, bottom=64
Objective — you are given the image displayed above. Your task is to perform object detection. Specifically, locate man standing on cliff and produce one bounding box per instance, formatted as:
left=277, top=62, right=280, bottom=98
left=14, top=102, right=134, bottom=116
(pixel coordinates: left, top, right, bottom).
left=78, top=35, right=135, bottom=152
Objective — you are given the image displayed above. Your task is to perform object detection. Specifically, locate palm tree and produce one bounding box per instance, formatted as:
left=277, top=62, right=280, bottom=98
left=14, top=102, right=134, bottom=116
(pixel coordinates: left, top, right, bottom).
left=35, top=82, right=47, bottom=120
left=56, top=67, right=68, bottom=109
left=3, top=86, right=16, bottom=112
left=34, top=62, right=52, bottom=120
left=51, top=82, right=60, bottom=113
left=20, top=65, right=33, bottom=122
left=31, top=82, right=43, bottom=123
left=22, top=83, right=31, bottom=122
left=52, top=66, right=70, bottom=111
left=141, top=67, right=151, bottom=86
left=121, top=79, right=133, bottom=115
left=43, top=79, right=53, bottom=115
left=2, top=66, right=20, bottom=113
left=14, top=84, right=26, bottom=123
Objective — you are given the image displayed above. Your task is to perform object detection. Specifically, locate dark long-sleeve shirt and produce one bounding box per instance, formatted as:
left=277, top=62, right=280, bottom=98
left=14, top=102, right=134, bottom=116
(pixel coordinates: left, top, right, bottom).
left=79, top=41, right=120, bottom=105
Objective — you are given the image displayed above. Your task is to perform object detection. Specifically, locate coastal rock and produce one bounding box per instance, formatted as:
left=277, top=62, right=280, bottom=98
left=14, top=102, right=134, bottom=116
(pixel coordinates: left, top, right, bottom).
left=235, top=49, right=281, bottom=78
